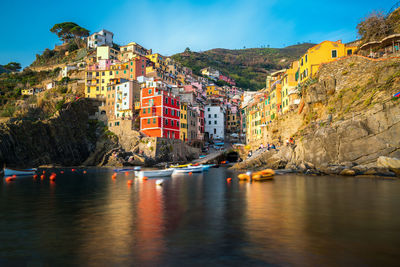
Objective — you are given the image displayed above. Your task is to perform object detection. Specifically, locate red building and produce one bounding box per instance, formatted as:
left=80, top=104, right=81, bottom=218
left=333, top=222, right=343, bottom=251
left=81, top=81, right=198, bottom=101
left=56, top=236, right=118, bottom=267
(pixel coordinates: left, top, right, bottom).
left=140, top=80, right=180, bottom=139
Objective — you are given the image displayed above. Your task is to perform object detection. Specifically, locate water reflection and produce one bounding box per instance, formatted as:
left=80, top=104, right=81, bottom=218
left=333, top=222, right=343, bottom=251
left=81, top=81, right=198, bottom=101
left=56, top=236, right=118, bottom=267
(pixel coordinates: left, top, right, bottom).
left=0, top=170, right=399, bottom=266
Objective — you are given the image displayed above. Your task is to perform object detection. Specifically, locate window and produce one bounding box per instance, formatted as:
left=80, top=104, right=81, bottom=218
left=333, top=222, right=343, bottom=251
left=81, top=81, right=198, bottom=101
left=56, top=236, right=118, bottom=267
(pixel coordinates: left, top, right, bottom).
left=153, top=118, right=156, bottom=124
left=209, top=121, right=211, bottom=125
left=148, top=108, right=150, bottom=113
left=148, top=89, right=152, bottom=95
left=165, top=119, right=168, bottom=125
left=305, top=55, right=308, bottom=63
left=214, top=114, right=217, bottom=118
left=171, top=120, right=174, bottom=127
left=214, top=120, right=217, bottom=124
left=347, top=49, right=353, bottom=56
left=208, top=114, right=211, bottom=118
left=332, top=50, right=337, bottom=58
left=207, top=108, right=210, bottom=111
left=143, top=108, right=146, bottom=114
left=147, top=119, right=150, bottom=124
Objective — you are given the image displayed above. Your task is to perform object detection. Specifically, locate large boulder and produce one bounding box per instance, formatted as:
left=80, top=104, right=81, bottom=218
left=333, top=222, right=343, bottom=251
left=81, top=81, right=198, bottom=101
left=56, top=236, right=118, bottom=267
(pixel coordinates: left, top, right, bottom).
left=377, top=156, right=400, bottom=177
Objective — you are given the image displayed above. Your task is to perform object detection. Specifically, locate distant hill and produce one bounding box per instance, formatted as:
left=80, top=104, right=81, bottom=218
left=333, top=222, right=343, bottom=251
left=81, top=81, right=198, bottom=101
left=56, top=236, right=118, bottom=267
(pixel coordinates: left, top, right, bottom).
left=172, top=43, right=315, bottom=90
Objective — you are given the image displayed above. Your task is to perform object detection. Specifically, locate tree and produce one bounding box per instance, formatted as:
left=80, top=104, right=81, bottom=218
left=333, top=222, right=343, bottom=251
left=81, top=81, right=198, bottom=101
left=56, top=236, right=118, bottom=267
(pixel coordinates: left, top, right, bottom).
left=357, top=11, right=392, bottom=43
left=2, top=62, right=21, bottom=72
left=50, top=22, right=89, bottom=48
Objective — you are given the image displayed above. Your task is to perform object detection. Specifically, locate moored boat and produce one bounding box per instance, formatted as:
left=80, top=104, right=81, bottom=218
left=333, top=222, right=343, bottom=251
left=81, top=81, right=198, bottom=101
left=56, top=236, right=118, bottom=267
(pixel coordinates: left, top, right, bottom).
left=172, top=166, right=204, bottom=174
left=170, top=163, right=192, bottom=168
left=4, top=168, right=37, bottom=177
left=135, top=169, right=174, bottom=178
left=114, top=167, right=141, bottom=173
left=238, top=169, right=275, bottom=181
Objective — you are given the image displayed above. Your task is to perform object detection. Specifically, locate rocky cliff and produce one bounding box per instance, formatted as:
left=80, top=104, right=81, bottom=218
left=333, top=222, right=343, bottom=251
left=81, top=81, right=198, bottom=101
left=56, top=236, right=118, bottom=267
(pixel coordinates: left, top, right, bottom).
left=235, top=56, right=400, bottom=176
left=0, top=99, right=116, bottom=167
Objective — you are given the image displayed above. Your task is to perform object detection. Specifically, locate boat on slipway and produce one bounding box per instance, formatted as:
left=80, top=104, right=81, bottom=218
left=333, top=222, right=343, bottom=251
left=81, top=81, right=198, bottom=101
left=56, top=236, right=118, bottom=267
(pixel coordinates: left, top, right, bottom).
left=135, top=169, right=175, bottom=179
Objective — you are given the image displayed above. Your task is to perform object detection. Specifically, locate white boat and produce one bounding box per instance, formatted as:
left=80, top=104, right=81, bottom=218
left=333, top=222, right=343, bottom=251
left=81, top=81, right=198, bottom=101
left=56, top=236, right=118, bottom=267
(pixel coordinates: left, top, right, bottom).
left=172, top=166, right=204, bottom=174
left=4, top=168, right=37, bottom=177
left=135, top=169, right=174, bottom=178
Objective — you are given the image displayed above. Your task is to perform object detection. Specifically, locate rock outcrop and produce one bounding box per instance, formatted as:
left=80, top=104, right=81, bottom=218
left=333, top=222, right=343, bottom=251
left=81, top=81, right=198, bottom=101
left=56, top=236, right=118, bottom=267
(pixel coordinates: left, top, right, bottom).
left=234, top=56, right=400, bottom=177
left=0, top=99, right=110, bottom=167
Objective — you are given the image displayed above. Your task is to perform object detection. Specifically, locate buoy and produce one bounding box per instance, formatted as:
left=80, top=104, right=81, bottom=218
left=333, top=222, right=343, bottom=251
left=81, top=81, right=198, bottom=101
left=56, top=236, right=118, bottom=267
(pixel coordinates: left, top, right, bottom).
left=50, top=175, right=56, bottom=181
left=33, top=174, right=38, bottom=179
left=5, top=176, right=15, bottom=182
left=83, top=170, right=87, bottom=174
left=40, top=175, right=45, bottom=180
left=60, top=171, right=64, bottom=174
left=125, top=171, right=129, bottom=176
left=42, top=170, right=46, bottom=174
left=112, top=173, right=117, bottom=179
left=156, top=179, right=163, bottom=186
left=227, top=178, right=232, bottom=182
left=127, top=180, right=133, bottom=185
left=189, top=172, right=193, bottom=175
left=71, top=169, right=76, bottom=172
left=143, top=176, right=148, bottom=180
left=12, top=175, right=17, bottom=178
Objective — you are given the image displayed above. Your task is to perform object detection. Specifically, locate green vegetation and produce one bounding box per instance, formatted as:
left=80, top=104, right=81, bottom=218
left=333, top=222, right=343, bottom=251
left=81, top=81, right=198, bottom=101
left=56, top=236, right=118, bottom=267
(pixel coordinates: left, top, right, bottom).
left=357, top=9, right=400, bottom=45
left=172, top=43, right=314, bottom=90
left=0, top=62, right=21, bottom=73
left=50, top=22, right=90, bottom=48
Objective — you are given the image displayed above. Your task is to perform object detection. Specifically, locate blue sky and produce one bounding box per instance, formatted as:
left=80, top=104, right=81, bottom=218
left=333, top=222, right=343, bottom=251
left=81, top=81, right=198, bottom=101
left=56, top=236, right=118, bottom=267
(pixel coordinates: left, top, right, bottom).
left=0, top=0, right=395, bottom=67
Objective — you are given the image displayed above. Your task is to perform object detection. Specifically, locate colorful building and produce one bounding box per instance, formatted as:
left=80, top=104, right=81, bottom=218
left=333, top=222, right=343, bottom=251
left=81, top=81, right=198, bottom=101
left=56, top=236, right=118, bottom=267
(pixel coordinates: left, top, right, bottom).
left=140, top=80, right=180, bottom=139
left=119, top=42, right=151, bottom=62
left=281, top=60, right=299, bottom=114
left=180, top=102, right=188, bottom=141
left=111, top=56, right=147, bottom=81
left=299, top=40, right=357, bottom=83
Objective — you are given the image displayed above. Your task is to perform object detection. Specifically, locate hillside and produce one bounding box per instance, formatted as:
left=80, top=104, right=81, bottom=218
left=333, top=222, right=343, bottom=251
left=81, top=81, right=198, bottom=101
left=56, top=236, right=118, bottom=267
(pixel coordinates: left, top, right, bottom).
left=172, top=43, right=314, bottom=90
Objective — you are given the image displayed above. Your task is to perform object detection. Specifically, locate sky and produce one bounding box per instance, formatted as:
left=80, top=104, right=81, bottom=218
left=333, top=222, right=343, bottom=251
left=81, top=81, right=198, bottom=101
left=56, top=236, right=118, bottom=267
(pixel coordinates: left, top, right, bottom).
left=0, top=0, right=396, bottom=67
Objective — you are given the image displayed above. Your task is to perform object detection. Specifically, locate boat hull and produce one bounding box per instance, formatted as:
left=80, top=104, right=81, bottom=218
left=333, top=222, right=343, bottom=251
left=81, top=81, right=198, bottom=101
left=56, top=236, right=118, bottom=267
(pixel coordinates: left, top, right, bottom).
left=135, top=169, right=174, bottom=178
left=4, top=168, right=36, bottom=177
left=173, top=166, right=204, bottom=174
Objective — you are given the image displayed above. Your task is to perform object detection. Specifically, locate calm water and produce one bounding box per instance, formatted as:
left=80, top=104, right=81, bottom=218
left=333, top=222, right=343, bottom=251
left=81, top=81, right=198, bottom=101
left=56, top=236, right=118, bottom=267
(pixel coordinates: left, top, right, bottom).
left=1, top=168, right=400, bottom=266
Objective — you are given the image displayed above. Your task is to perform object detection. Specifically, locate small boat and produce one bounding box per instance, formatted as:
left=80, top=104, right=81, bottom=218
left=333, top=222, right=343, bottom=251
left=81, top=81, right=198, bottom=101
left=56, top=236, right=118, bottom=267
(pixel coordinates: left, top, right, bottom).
left=4, top=168, right=37, bottom=177
left=172, top=166, right=204, bottom=174
left=169, top=163, right=192, bottom=168
left=238, top=169, right=275, bottom=181
left=135, top=169, right=174, bottom=179
left=113, top=167, right=141, bottom=173
left=201, top=164, right=216, bottom=171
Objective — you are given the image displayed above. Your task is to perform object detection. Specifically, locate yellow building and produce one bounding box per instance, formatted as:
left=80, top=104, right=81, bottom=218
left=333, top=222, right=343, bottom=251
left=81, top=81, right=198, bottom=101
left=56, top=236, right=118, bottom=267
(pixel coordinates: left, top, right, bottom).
left=281, top=60, right=299, bottom=114
left=180, top=102, right=188, bottom=141
left=146, top=53, right=167, bottom=72
left=85, top=69, right=116, bottom=98
left=206, top=85, right=223, bottom=96
left=299, top=40, right=357, bottom=83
